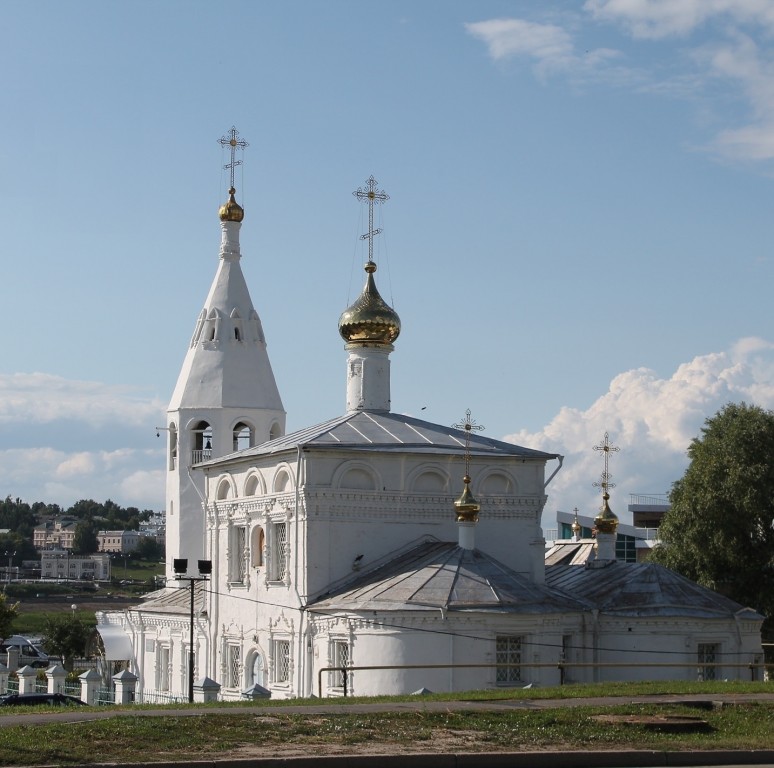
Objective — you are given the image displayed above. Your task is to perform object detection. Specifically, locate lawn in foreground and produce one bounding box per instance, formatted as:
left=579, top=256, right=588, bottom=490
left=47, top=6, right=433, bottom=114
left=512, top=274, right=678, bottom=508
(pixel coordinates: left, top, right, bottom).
left=1, top=703, right=774, bottom=766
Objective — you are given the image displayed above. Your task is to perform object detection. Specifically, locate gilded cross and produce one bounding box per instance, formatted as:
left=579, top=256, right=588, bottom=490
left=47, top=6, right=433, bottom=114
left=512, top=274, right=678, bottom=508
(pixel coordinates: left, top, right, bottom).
left=353, top=175, right=389, bottom=262
left=592, top=432, right=620, bottom=495
left=452, top=409, right=485, bottom=478
left=218, top=126, right=249, bottom=189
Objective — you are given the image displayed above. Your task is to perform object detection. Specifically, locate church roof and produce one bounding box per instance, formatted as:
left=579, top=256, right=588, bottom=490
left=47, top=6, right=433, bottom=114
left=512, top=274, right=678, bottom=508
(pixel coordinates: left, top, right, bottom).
left=206, top=410, right=557, bottom=465
left=545, top=562, right=763, bottom=620
left=309, top=540, right=584, bottom=614
left=125, top=582, right=207, bottom=616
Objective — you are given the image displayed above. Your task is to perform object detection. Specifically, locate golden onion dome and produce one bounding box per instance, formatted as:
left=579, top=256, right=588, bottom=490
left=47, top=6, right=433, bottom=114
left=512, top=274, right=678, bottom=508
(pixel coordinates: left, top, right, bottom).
left=594, top=492, right=619, bottom=535
left=454, top=475, right=480, bottom=523
left=219, top=187, right=244, bottom=222
left=338, top=261, right=401, bottom=345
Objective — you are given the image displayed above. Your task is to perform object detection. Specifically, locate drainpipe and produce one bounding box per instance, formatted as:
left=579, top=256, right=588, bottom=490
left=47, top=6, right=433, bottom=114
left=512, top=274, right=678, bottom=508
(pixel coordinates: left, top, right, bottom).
left=294, top=444, right=305, bottom=696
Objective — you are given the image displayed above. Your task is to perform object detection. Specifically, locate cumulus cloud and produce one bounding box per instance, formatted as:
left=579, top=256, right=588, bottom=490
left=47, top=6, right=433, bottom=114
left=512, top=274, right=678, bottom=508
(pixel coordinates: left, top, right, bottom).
left=0, top=373, right=166, bottom=509
left=503, top=337, right=774, bottom=526
left=1, top=446, right=164, bottom=509
left=0, top=372, right=165, bottom=427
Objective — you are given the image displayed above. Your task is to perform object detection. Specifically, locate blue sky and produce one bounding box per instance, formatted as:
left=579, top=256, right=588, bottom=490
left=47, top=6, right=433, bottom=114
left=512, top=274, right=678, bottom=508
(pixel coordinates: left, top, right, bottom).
left=1, top=0, right=773, bottom=524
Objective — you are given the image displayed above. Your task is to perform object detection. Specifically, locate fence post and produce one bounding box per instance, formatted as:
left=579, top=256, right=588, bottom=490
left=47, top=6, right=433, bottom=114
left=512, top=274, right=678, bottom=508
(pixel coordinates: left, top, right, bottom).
left=46, top=663, right=67, bottom=694
left=112, top=669, right=138, bottom=704
left=0, top=661, right=8, bottom=694
left=17, top=665, right=37, bottom=694
left=5, top=647, right=19, bottom=674
left=80, top=668, right=102, bottom=706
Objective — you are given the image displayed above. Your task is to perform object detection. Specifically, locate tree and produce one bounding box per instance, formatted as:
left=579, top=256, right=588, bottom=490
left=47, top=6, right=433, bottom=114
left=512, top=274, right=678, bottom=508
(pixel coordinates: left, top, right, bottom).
left=134, top=535, right=163, bottom=562
left=0, top=592, right=19, bottom=640
left=42, top=613, right=91, bottom=671
left=72, top=518, right=99, bottom=555
left=650, top=402, right=774, bottom=638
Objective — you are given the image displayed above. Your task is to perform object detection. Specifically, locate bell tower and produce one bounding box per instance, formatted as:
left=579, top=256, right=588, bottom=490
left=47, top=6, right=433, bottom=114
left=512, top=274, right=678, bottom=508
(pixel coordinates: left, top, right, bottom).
left=164, top=127, right=286, bottom=581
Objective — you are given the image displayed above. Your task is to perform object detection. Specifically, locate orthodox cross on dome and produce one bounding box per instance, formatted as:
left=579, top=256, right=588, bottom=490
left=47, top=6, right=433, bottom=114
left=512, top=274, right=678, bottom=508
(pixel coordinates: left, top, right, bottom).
left=592, top=431, right=620, bottom=497
left=452, top=409, right=485, bottom=478
left=218, top=126, right=249, bottom=189
left=353, top=175, right=389, bottom=263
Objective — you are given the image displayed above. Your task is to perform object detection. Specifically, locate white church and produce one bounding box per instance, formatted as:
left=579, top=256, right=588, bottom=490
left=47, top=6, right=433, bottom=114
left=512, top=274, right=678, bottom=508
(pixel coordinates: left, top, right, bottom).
left=96, top=132, right=764, bottom=700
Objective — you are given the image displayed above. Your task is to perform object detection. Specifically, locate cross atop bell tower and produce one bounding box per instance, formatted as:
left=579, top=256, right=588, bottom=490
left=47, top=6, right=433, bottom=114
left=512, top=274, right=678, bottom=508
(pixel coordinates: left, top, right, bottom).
left=218, top=126, right=249, bottom=189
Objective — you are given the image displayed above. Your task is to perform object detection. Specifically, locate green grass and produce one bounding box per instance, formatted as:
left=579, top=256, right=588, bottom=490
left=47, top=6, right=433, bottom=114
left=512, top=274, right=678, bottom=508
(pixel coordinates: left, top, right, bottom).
left=12, top=609, right=96, bottom=636
left=1, top=702, right=773, bottom=766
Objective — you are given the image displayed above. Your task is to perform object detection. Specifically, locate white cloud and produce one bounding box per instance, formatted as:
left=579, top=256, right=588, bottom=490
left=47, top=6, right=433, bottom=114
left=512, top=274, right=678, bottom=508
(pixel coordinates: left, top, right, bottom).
left=467, top=6, right=774, bottom=169
left=584, top=0, right=774, bottom=39
left=1, top=443, right=164, bottom=510
left=503, top=337, right=774, bottom=526
left=464, top=17, right=626, bottom=82
left=695, top=33, right=774, bottom=164
left=0, top=372, right=165, bottom=427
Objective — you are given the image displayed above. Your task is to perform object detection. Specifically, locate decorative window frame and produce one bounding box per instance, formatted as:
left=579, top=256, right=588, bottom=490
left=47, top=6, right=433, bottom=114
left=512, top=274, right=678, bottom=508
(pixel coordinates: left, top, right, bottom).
left=227, top=523, right=249, bottom=587
left=271, top=638, right=292, bottom=686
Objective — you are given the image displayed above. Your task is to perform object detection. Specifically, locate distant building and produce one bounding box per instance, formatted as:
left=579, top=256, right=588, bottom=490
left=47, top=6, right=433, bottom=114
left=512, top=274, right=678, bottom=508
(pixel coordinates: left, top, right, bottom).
left=33, top=518, right=77, bottom=551
left=41, top=550, right=111, bottom=581
left=546, top=494, right=668, bottom=563
left=97, top=530, right=141, bottom=554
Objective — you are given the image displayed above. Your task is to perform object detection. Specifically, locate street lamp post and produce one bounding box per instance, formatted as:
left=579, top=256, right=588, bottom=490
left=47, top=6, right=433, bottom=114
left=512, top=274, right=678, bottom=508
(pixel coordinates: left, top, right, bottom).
left=173, top=558, right=212, bottom=703
left=4, top=551, right=15, bottom=585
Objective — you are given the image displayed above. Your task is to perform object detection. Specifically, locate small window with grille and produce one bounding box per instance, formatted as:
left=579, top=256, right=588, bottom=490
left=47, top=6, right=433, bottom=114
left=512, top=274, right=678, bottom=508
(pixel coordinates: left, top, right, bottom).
left=226, top=644, right=241, bottom=688
left=698, top=643, right=720, bottom=681
left=274, top=640, right=290, bottom=683
left=230, top=525, right=247, bottom=584
left=495, top=635, right=523, bottom=685
left=269, top=521, right=288, bottom=581
left=332, top=640, right=350, bottom=689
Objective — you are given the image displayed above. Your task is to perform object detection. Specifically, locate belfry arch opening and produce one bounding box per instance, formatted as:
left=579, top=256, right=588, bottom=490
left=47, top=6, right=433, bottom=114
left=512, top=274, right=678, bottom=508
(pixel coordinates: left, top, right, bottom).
left=233, top=422, right=255, bottom=452
left=191, top=421, right=213, bottom=464
left=168, top=424, right=178, bottom=471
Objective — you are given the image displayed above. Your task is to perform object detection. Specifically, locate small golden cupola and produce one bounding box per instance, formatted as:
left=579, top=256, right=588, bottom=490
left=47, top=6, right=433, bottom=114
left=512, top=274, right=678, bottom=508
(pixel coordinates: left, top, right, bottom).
left=454, top=475, right=481, bottom=524
left=452, top=410, right=485, bottom=550
left=219, top=186, right=244, bottom=223
left=594, top=491, right=619, bottom=534
left=338, top=260, right=401, bottom=345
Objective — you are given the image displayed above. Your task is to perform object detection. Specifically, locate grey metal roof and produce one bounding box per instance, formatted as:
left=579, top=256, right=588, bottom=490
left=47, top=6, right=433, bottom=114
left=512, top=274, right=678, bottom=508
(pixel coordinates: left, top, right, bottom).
left=126, top=582, right=207, bottom=616
left=310, top=540, right=585, bottom=614
left=545, top=562, right=764, bottom=620
left=205, top=410, right=558, bottom=466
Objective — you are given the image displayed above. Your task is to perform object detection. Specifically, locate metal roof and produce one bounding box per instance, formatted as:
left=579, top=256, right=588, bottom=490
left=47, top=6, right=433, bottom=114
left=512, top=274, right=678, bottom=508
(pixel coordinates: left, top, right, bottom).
left=204, top=410, right=558, bottom=466
left=310, top=540, right=585, bottom=614
left=127, top=582, right=207, bottom=616
left=545, top=562, right=763, bottom=620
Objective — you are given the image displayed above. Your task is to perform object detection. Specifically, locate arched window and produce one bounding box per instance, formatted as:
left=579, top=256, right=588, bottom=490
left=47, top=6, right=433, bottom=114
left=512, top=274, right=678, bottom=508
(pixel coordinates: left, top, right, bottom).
left=230, top=309, right=243, bottom=343
left=269, top=422, right=282, bottom=441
